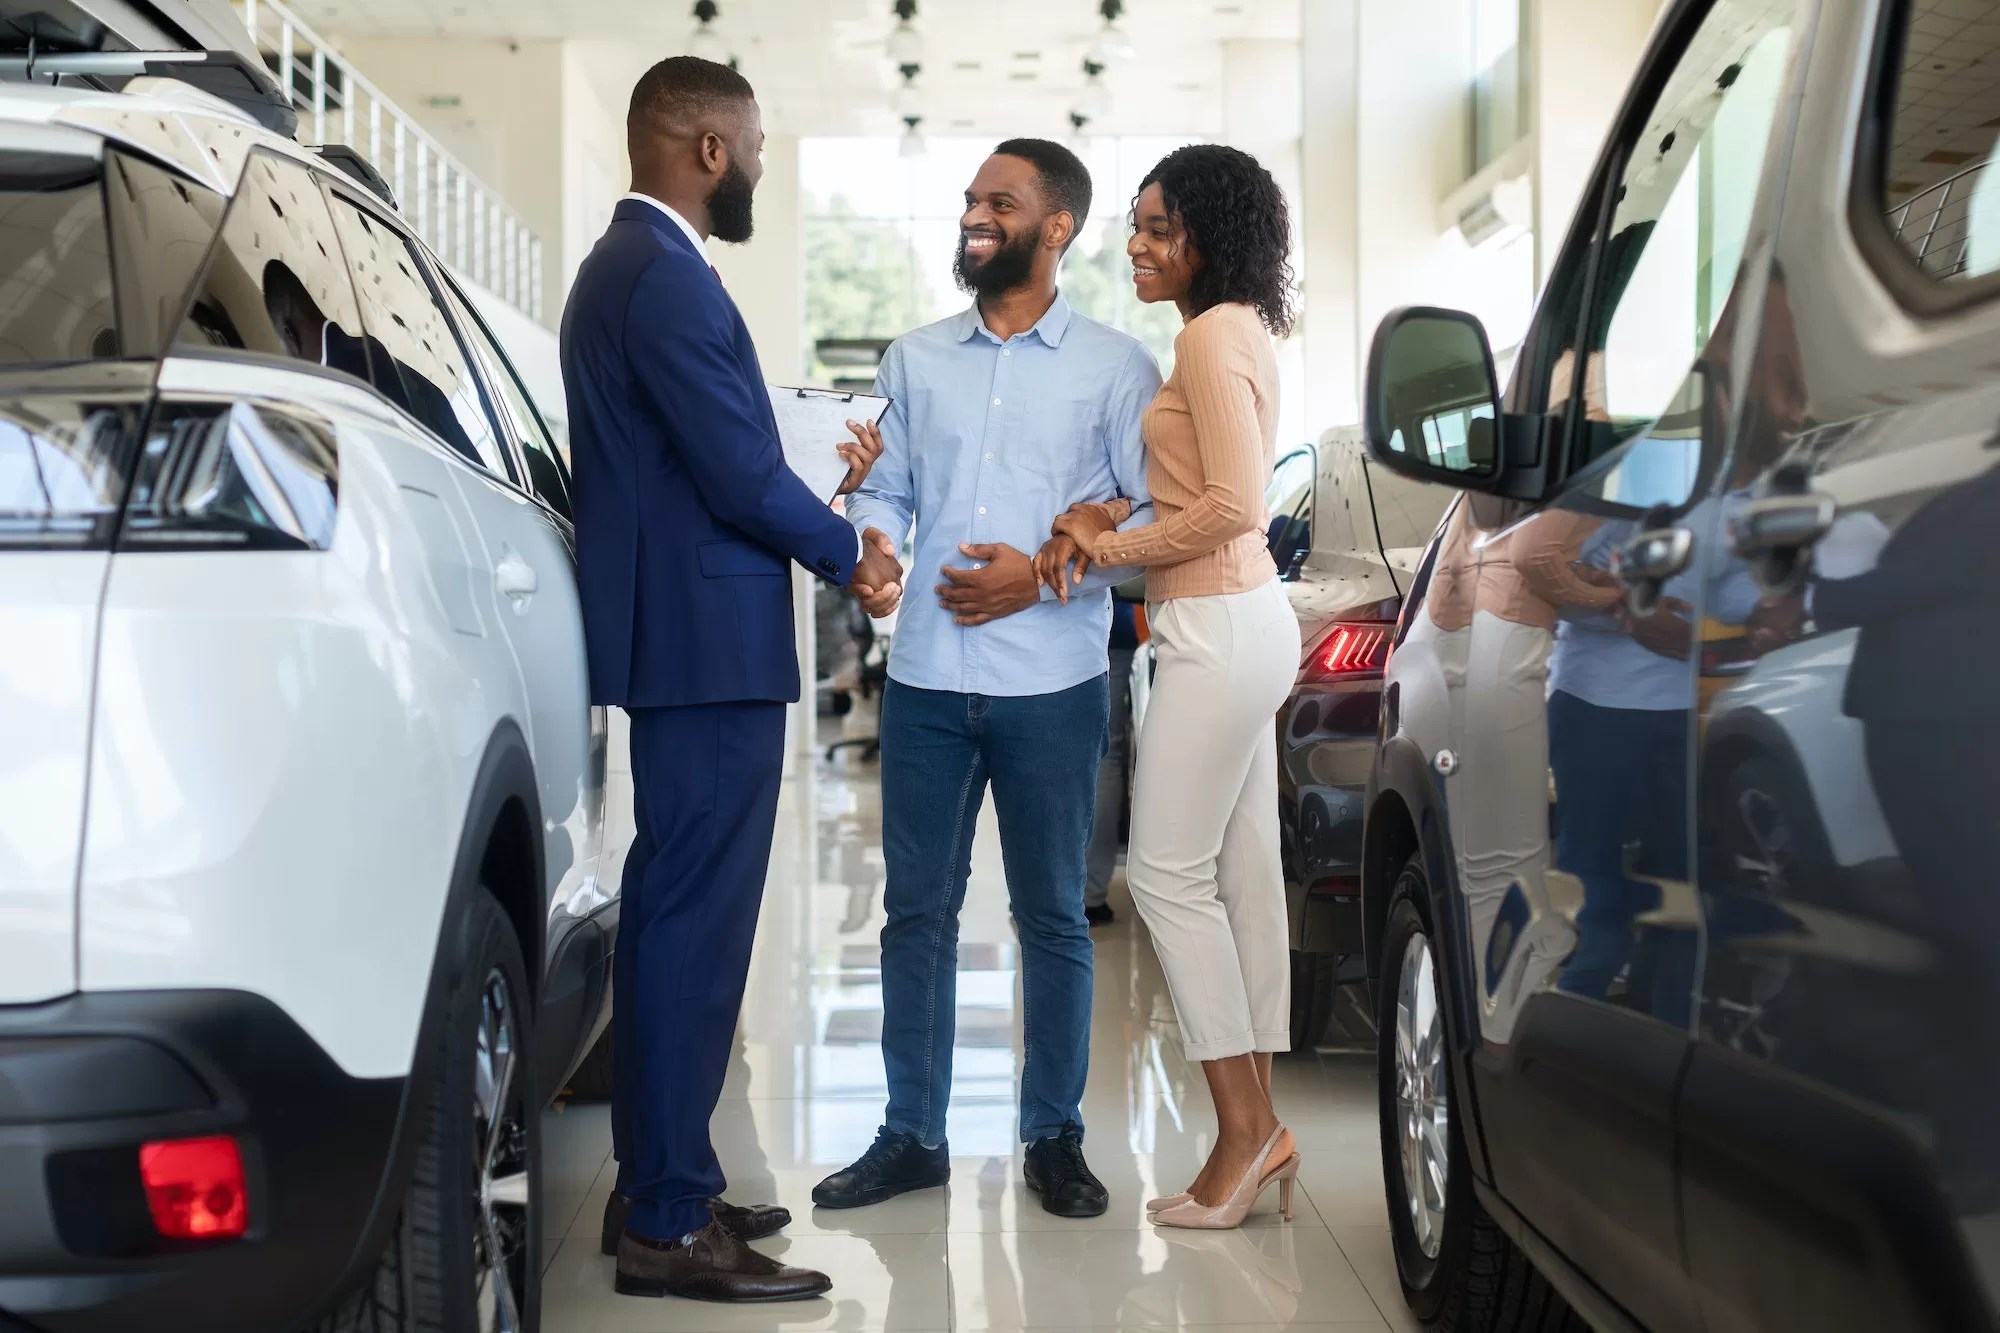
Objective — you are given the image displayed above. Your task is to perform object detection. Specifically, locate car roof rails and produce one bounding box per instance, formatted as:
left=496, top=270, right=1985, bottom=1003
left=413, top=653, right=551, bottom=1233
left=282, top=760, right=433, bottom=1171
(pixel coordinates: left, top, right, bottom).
left=314, top=144, right=397, bottom=210
left=0, top=43, right=298, bottom=137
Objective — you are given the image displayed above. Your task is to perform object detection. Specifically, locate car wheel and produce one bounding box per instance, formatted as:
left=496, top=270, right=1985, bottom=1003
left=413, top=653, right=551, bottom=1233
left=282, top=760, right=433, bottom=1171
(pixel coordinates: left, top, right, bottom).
left=317, top=887, right=541, bottom=1333
left=1288, top=949, right=1338, bottom=1053
left=1377, top=855, right=1578, bottom=1331
left=565, top=1022, right=615, bottom=1102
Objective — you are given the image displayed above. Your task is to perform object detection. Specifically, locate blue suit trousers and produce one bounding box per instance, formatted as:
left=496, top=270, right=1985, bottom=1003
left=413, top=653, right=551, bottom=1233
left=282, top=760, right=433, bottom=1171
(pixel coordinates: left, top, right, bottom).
left=612, top=701, right=787, bottom=1240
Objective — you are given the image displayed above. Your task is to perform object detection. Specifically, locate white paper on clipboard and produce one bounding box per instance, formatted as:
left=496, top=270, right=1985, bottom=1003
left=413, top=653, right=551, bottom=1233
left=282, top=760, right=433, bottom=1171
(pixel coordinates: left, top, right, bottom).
left=767, top=385, right=892, bottom=502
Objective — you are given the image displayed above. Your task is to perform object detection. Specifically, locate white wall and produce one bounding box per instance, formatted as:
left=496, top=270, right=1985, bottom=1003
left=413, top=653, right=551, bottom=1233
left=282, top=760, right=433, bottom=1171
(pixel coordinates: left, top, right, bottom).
left=1222, top=38, right=1307, bottom=447
left=1528, top=0, right=1666, bottom=283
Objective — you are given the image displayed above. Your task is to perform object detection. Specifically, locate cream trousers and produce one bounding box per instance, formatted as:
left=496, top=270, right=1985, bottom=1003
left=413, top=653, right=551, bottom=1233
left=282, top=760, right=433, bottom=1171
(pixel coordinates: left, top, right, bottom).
left=1128, top=579, right=1302, bottom=1062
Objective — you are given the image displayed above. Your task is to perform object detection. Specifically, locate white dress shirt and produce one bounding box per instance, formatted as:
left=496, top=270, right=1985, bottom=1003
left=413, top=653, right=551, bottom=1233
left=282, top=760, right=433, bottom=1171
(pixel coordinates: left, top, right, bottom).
left=621, top=191, right=708, bottom=259
left=618, top=193, right=866, bottom=578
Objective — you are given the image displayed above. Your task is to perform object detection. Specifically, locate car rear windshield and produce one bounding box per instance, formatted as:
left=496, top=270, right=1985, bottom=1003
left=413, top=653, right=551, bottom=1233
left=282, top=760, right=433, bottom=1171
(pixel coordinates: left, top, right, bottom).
left=0, top=149, right=119, bottom=365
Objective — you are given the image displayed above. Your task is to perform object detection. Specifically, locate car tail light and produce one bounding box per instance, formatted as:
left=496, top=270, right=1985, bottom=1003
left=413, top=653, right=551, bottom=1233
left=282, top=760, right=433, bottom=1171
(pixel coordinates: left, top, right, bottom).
left=1301, top=623, right=1393, bottom=684
left=139, top=1136, right=248, bottom=1240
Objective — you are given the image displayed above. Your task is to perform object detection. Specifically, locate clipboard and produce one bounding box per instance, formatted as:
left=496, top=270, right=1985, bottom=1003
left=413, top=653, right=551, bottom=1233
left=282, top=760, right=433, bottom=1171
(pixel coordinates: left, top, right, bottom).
left=767, top=384, right=894, bottom=503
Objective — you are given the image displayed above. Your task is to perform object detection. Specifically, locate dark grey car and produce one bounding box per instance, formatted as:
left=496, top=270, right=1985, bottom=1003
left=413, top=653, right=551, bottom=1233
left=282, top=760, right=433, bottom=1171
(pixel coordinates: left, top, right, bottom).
left=1356, top=0, right=2000, bottom=1329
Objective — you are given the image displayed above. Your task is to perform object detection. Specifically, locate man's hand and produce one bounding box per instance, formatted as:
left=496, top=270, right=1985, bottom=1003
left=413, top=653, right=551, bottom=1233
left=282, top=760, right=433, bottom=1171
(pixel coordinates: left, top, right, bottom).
left=835, top=419, right=885, bottom=497
left=851, top=527, right=903, bottom=618
left=938, top=542, right=1039, bottom=626
left=1619, top=595, right=1693, bottom=660
left=1034, top=533, right=1091, bottom=604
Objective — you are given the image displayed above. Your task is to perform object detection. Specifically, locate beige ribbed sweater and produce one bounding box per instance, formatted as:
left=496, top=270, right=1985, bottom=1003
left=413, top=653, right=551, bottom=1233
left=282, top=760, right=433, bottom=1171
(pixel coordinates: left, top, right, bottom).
left=1092, top=302, right=1279, bottom=599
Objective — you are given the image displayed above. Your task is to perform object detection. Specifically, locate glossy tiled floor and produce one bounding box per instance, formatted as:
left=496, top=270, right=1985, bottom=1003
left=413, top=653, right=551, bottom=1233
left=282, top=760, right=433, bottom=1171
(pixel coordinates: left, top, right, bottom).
left=539, top=732, right=1415, bottom=1332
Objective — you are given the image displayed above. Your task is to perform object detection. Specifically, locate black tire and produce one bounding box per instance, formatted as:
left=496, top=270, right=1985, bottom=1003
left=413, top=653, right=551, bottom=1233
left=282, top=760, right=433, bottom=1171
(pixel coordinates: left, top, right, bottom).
left=565, top=1022, right=615, bottom=1102
left=1376, top=854, right=1580, bottom=1333
left=1288, top=948, right=1338, bottom=1054
left=317, top=887, right=541, bottom=1333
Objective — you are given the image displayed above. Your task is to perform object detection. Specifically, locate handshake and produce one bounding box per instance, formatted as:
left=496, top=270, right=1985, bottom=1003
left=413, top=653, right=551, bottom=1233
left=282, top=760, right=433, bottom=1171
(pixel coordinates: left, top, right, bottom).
left=852, top=527, right=905, bottom=618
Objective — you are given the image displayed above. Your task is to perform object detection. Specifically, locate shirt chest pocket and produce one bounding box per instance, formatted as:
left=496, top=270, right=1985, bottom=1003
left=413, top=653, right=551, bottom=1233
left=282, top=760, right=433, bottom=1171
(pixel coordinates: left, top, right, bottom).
left=1010, top=396, right=1099, bottom=479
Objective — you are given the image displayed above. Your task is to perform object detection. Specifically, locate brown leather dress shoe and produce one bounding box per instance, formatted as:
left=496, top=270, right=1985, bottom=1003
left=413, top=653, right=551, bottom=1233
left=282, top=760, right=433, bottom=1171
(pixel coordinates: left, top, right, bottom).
left=613, top=1220, right=832, bottom=1302
left=600, top=1193, right=792, bottom=1255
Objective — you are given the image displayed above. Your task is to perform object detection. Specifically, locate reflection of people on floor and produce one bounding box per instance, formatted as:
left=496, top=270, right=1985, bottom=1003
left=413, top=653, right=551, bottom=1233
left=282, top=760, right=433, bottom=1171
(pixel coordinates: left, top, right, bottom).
left=1549, top=480, right=1760, bottom=1021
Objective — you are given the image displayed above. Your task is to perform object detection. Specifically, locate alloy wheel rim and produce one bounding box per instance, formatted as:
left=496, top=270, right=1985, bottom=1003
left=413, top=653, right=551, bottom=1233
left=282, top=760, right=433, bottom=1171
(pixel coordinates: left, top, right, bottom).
left=1394, top=931, right=1448, bottom=1260
left=473, top=968, right=529, bottom=1333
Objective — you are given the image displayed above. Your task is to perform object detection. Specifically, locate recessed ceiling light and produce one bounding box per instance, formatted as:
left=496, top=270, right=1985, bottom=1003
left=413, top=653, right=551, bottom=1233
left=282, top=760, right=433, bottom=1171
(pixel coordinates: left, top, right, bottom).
left=954, top=60, right=981, bottom=70
left=1009, top=71, right=1037, bottom=81
left=1013, top=50, right=1042, bottom=60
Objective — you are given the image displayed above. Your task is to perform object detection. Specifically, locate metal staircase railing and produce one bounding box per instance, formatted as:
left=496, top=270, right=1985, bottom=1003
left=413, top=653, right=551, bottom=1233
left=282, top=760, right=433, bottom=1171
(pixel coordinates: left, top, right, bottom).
left=233, top=0, right=544, bottom=322
left=1889, top=161, right=1986, bottom=282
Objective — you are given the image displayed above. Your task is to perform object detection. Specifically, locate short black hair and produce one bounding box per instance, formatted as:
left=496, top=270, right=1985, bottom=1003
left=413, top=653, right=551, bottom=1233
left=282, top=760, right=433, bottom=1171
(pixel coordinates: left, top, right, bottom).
left=991, top=137, right=1092, bottom=246
left=1135, top=144, right=1295, bottom=335
left=627, top=56, right=755, bottom=156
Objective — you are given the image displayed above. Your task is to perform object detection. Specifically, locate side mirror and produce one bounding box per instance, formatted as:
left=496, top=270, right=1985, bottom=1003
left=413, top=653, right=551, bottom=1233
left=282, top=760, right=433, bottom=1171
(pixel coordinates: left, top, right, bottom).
left=1363, top=306, right=1507, bottom=492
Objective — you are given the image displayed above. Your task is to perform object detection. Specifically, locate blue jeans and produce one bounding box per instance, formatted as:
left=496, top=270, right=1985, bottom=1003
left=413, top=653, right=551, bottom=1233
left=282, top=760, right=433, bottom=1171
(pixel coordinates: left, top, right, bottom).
left=878, top=676, right=1107, bottom=1147
left=1547, top=690, right=1694, bottom=1025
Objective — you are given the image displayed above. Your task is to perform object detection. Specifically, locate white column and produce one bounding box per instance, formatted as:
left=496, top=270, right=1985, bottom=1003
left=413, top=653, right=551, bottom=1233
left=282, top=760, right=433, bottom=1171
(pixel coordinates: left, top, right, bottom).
left=1221, top=37, right=1306, bottom=445
left=1299, top=0, right=1361, bottom=434
left=1527, top=0, right=1664, bottom=283
left=710, top=136, right=817, bottom=774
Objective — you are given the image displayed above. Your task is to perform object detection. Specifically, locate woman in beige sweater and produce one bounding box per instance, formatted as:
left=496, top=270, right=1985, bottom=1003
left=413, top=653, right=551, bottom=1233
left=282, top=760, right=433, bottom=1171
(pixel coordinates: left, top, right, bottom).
left=1037, top=145, right=1301, bottom=1230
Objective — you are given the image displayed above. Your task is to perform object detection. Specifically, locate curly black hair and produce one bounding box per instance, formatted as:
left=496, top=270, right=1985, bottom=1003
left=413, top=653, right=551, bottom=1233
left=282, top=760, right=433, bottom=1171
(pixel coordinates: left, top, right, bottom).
left=1132, top=144, right=1295, bottom=336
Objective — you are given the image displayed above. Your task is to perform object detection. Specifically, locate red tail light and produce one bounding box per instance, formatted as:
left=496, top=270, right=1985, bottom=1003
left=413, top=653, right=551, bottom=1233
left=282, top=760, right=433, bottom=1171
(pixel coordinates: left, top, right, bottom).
left=1302, top=623, right=1393, bottom=684
left=139, top=1136, right=248, bottom=1241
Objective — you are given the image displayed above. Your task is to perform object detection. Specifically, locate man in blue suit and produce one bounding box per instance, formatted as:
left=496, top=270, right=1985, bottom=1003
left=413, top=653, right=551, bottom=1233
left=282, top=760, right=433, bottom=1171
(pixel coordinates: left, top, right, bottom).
left=561, top=56, right=902, bottom=1303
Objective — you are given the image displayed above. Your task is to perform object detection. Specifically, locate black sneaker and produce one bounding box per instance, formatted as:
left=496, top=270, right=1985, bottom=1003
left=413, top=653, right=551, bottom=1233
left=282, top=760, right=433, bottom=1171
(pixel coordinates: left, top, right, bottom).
left=1023, top=1123, right=1108, bottom=1217
left=811, top=1128, right=950, bottom=1209
left=1085, top=904, right=1115, bottom=927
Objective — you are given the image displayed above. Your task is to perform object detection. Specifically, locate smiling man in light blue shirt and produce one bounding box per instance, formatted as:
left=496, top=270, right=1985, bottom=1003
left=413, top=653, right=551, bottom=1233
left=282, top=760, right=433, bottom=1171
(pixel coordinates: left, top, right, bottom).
left=815, top=139, right=1159, bottom=1220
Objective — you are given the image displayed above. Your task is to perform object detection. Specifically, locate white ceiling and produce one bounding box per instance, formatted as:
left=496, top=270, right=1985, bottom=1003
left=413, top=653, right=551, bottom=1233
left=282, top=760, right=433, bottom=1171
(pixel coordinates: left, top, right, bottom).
left=289, top=0, right=1301, bottom=138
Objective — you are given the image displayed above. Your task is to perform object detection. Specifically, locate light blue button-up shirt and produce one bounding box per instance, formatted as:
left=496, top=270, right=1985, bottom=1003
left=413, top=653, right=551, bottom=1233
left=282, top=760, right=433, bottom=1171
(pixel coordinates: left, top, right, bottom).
left=847, top=296, right=1161, bottom=697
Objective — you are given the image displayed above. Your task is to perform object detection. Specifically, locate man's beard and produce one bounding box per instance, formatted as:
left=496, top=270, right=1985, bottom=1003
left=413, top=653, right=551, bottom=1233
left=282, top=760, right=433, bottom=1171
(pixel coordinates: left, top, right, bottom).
left=709, top=160, right=756, bottom=244
left=954, top=222, right=1042, bottom=297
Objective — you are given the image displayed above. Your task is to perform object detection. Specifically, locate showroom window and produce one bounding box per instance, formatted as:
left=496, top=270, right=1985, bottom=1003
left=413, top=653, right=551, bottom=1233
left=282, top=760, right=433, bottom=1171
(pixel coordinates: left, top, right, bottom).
left=801, top=136, right=1194, bottom=382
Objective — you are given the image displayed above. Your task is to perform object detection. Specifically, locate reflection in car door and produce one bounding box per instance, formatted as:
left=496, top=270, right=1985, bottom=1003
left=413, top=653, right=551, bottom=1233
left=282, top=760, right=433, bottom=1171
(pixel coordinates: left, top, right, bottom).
left=1680, top=2, right=2000, bottom=1327
left=1446, top=4, right=1803, bottom=1330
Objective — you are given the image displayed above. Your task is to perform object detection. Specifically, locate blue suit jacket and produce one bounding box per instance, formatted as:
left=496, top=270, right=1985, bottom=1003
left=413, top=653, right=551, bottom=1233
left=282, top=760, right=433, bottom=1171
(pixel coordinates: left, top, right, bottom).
left=561, top=199, right=857, bottom=708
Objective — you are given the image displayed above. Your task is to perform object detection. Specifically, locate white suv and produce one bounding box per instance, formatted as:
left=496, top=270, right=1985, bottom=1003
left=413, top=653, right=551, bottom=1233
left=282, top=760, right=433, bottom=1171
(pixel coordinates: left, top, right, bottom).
left=0, top=77, right=614, bottom=1332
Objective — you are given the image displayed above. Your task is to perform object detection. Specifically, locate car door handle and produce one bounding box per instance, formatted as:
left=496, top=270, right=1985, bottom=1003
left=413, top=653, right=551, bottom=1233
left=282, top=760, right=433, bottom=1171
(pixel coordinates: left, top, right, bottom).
left=495, top=551, right=538, bottom=602
left=1729, top=492, right=1836, bottom=557
left=1612, top=527, right=1693, bottom=586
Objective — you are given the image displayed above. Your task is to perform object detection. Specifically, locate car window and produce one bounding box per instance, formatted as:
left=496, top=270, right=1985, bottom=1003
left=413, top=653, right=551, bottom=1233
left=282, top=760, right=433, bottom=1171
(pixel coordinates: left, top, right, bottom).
left=1265, top=446, right=1314, bottom=577
left=174, top=153, right=368, bottom=385
left=104, top=152, right=227, bottom=359
left=435, top=275, right=573, bottom=521
left=1878, top=6, right=2000, bottom=282
left=323, top=195, right=514, bottom=480
left=1562, top=0, right=1797, bottom=475
left=0, top=147, right=119, bottom=364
